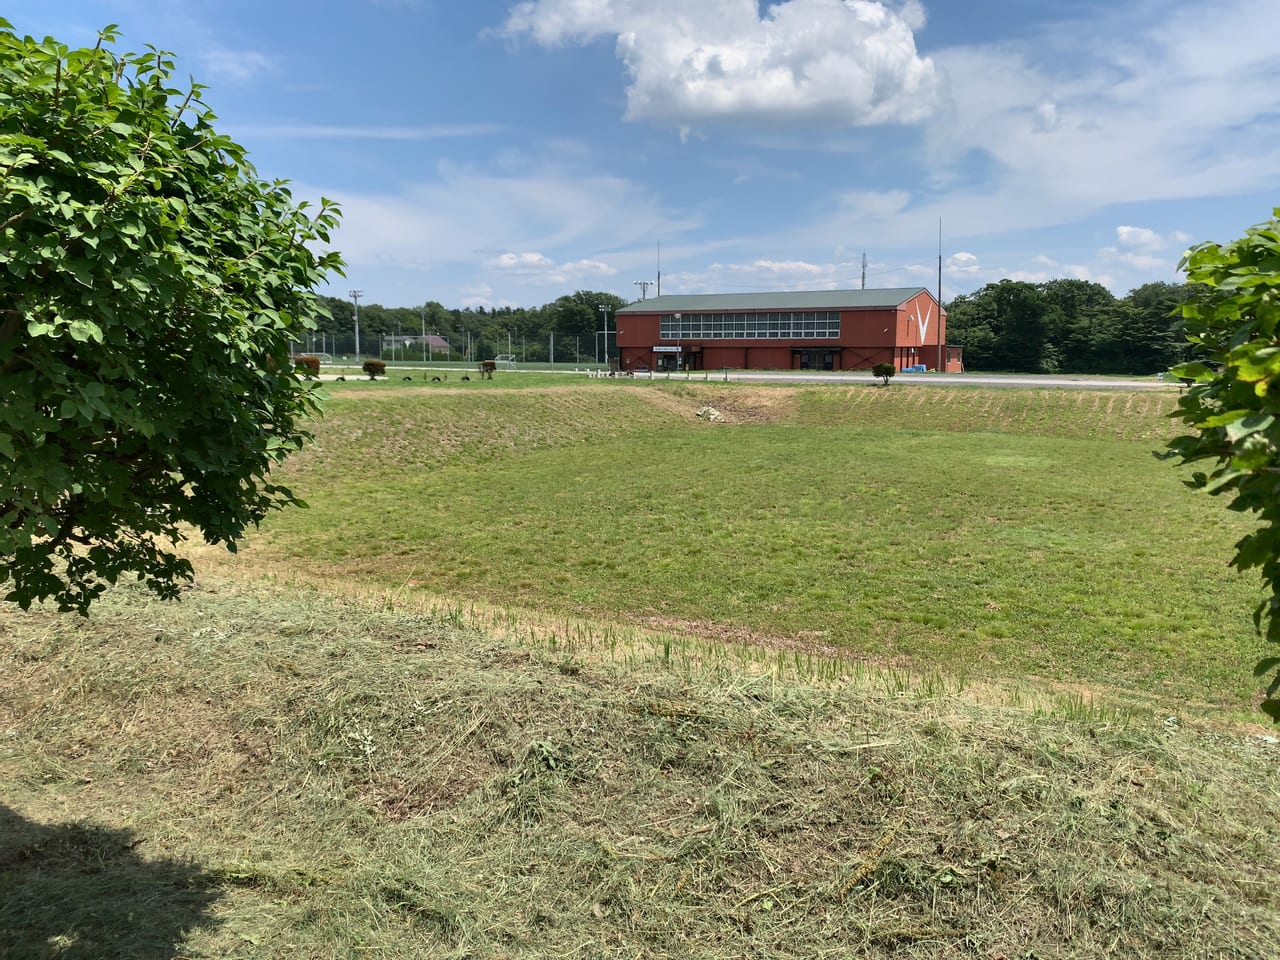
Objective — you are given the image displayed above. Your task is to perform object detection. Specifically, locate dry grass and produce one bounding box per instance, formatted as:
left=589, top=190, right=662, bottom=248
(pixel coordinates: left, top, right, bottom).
left=3, top=574, right=1278, bottom=958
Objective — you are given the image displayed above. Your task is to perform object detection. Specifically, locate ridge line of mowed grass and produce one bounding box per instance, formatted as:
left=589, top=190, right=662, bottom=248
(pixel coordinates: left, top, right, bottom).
left=249, top=380, right=1267, bottom=715
left=2, top=577, right=1277, bottom=958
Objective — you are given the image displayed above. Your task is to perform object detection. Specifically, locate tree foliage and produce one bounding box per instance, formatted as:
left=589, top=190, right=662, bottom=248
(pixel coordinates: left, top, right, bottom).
left=871, top=362, right=896, bottom=385
left=311, top=290, right=627, bottom=364
left=947, top=279, right=1193, bottom=374
left=0, top=22, right=343, bottom=613
left=1164, top=210, right=1280, bottom=721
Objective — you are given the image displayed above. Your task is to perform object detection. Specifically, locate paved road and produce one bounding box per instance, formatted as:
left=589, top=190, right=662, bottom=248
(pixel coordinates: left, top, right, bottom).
left=638, top=370, right=1174, bottom=391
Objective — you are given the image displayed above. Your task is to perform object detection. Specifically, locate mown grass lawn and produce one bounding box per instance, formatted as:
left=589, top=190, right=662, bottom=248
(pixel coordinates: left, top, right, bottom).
left=5, top=381, right=1280, bottom=960
left=244, top=382, right=1265, bottom=714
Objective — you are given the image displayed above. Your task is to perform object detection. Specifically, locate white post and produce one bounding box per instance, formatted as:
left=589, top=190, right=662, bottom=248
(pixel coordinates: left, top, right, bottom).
left=349, top=288, right=364, bottom=358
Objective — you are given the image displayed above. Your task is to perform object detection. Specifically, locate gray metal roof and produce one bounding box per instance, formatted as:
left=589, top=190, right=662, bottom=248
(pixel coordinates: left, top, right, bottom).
left=616, top=287, right=930, bottom=314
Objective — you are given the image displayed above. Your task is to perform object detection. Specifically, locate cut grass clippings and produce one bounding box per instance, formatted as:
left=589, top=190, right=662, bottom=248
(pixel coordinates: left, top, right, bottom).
left=2, top=578, right=1278, bottom=958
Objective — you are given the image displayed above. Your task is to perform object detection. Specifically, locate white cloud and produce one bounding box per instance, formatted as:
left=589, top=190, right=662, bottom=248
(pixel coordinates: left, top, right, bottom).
left=485, top=251, right=618, bottom=285
left=489, top=252, right=557, bottom=271
left=1096, top=225, right=1194, bottom=282
left=789, top=0, right=1280, bottom=268
left=1115, top=225, right=1164, bottom=251
left=195, top=46, right=275, bottom=84
left=502, top=0, right=940, bottom=129
left=1114, top=225, right=1192, bottom=252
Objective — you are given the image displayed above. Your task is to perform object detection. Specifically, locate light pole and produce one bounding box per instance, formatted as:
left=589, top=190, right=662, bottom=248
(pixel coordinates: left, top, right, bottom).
left=349, top=288, right=364, bottom=359
left=634, top=280, right=653, bottom=300
left=598, top=304, right=610, bottom=371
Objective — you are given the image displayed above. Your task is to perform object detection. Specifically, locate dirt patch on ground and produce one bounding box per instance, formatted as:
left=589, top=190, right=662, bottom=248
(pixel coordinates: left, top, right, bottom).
left=637, top=384, right=803, bottom=424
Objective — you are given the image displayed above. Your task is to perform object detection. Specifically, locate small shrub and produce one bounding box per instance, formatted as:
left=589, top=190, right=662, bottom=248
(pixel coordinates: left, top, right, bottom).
left=294, top=355, right=321, bottom=377
left=362, top=359, right=386, bottom=380
left=872, top=362, right=896, bottom=385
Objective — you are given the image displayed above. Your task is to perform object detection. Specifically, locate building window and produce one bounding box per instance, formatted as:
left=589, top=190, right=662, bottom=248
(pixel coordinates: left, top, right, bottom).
left=658, top=310, right=839, bottom=340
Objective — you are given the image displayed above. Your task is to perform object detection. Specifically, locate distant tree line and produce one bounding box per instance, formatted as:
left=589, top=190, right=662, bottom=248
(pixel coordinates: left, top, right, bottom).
left=307, top=290, right=628, bottom=364
left=308, top=278, right=1195, bottom=373
left=945, top=279, right=1197, bottom=374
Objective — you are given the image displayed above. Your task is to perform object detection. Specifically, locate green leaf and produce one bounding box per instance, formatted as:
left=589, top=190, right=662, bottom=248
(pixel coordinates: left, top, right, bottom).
left=1201, top=409, right=1250, bottom=429
left=67, top=319, right=103, bottom=343
left=1170, top=361, right=1215, bottom=383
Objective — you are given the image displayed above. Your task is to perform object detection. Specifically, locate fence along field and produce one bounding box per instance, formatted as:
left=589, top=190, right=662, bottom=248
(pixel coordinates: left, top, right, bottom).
left=246, top=380, right=1265, bottom=715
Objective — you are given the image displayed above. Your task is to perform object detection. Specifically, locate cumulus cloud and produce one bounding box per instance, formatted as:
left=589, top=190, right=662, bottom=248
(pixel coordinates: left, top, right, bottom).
left=489, top=252, right=557, bottom=270
left=1096, top=225, right=1194, bottom=279
left=501, top=0, right=940, bottom=129
left=726, top=258, right=827, bottom=276
left=1114, top=225, right=1191, bottom=252
left=486, top=251, right=617, bottom=284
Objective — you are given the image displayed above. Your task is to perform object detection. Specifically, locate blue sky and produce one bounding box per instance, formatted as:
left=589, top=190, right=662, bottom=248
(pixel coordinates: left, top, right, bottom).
left=11, top=0, right=1280, bottom=309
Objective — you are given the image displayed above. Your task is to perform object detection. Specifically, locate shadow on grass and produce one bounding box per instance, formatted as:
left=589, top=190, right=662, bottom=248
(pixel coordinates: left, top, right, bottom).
left=0, top=805, right=220, bottom=959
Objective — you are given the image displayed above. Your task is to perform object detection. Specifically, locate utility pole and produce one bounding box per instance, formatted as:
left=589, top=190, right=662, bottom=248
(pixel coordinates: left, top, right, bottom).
left=634, top=280, right=653, bottom=300
left=349, top=289, right=364, bottom=358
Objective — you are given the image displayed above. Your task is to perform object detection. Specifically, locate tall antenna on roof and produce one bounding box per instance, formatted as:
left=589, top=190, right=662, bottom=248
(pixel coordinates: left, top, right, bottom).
left=861, top=250, right=867, bottom=290
left=937, top=219, right=943, bottom=372
left=657, top=240, right=661, bottom=297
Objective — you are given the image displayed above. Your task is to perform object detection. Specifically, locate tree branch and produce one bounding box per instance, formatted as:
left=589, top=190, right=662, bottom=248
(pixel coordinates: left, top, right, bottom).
left=0, top=207, right=34, bottom=233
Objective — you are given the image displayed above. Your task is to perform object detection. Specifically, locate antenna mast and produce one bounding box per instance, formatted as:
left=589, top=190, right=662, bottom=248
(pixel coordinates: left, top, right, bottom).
left=937, top=219, right=943, bottom=372
left=861, top=250, right=867, bottom=290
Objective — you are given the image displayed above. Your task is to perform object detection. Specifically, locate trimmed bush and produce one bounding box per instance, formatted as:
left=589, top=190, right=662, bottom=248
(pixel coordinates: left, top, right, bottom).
left=294, top=355, right=321, bottom=377
left=872, top=362, right=896, bottom=385
left=362, top=359, right=386, bottom=380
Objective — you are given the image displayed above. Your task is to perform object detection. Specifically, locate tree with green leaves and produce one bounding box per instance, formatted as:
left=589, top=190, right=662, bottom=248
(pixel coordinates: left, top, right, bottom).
left=1165, top=209, right=1280, bottom=721
left=872, top=362, right=895, bottom=385
left=0, top=21, right=344, bottom=614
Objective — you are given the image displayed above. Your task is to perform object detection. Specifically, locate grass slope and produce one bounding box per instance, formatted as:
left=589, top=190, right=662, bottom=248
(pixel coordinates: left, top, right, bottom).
left=249, top=382, right=1264, bottom=714
left=2, top=580, right=1278, bottom=958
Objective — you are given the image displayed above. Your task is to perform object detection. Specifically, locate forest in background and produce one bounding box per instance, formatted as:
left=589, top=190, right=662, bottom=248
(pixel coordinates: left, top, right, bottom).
left=308, top=278, right=1195, bottom=374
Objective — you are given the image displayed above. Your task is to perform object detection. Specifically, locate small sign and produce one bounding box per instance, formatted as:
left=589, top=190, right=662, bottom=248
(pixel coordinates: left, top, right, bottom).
left=653, top=346, right=683, bottom=353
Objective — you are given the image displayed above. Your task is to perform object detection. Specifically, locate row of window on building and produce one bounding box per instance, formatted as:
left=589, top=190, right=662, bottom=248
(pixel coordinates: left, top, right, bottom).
left=658, top=311, right=842, bottom=340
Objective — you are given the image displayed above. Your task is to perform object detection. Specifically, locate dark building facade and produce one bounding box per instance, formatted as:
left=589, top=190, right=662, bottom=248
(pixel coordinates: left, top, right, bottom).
left=615, top=287, right=962, bottom=373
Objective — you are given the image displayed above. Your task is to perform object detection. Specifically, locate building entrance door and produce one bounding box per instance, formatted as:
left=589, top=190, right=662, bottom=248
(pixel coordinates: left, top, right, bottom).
left=796, top=350, right=835, bottom=371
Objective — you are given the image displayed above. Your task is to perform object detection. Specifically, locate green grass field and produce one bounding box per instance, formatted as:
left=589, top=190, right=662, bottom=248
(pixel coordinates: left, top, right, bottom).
left=4, top=379, right=1279, bottom=959
left=250, top=381, right=1264, bottom=714
left=3, top=577, right=1277, bottom=959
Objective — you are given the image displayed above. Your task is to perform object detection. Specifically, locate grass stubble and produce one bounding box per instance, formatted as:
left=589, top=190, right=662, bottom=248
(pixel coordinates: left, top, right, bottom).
left=2, top=380, right=1278, bottom=958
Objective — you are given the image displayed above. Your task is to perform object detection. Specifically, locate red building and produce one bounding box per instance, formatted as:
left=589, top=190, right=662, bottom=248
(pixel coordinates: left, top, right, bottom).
left=615, top=287, right=962, bottom=373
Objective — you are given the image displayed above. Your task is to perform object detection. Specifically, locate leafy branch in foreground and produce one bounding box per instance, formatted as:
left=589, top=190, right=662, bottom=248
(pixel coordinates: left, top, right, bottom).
left=0, top=20, right=344, bottom=613
left=1165, top=208, right=1280, bottom=721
